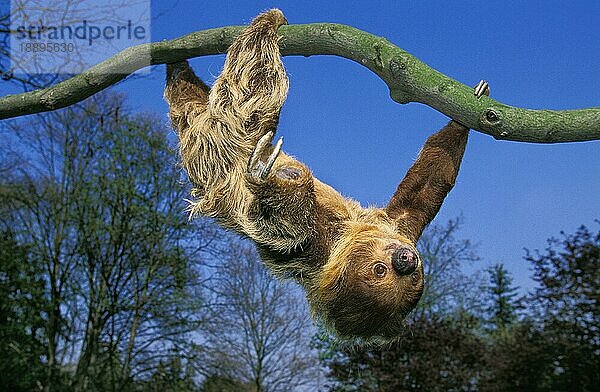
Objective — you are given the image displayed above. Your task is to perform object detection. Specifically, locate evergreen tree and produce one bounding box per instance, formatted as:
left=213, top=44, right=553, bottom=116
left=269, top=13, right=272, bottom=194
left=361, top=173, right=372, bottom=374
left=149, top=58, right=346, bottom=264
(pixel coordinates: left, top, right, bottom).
left=482, top=225, right=599, bottom=392
left=484, top=263, right=520, bottom=333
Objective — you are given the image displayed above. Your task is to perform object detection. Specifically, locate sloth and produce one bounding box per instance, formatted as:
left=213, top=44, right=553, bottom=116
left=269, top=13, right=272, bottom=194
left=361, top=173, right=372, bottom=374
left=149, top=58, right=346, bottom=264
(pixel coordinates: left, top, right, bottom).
left=164, top=9, right=489, bottom=340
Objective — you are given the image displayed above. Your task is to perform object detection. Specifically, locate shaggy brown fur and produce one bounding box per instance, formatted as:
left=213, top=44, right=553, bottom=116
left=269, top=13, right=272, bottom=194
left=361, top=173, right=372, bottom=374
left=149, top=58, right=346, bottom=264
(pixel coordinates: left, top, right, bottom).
left=164, top=9, right=488, bottom=340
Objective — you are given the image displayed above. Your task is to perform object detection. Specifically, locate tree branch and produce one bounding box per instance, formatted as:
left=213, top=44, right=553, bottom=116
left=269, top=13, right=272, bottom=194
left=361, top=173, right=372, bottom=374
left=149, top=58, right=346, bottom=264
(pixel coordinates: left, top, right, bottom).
left=1, top=23, right=599, bottom=143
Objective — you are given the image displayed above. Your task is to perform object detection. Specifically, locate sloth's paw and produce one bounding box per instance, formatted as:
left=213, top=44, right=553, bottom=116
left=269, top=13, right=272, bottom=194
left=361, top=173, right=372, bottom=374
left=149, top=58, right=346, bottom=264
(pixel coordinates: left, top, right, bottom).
left=247, top=131, right=283, bottom=181
left=474, top=80, right=490, bottom=98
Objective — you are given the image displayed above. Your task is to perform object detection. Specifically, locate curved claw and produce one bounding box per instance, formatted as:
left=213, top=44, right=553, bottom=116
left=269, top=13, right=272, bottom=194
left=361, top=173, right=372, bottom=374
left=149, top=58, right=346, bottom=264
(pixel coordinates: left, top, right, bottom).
left=248, top=131, right=275, bottom=173
left=262, top=137, right=283, bottom=179
left=247, top=132, right=283, bottom=180
left=474, top=80, right=491, bottom=98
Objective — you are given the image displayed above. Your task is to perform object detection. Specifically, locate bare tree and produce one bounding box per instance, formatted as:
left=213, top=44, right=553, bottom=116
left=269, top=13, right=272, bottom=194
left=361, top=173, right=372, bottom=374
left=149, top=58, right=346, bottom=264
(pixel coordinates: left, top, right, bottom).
left=198, top=240, right=321, bottom=392
left=413, top=217, right=481, bottom=319
left=0, top=92, right=211, bottom=391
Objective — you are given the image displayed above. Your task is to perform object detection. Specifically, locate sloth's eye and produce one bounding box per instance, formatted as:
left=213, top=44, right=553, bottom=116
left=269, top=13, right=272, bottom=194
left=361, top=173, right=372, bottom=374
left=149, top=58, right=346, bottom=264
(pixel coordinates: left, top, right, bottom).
left=373, top=262, right=387, bottom=278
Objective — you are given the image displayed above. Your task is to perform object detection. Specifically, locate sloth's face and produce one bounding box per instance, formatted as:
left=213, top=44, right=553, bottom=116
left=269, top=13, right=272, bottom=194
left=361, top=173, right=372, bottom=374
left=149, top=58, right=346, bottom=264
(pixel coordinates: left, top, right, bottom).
left=313, top=227, right=424, bottom=340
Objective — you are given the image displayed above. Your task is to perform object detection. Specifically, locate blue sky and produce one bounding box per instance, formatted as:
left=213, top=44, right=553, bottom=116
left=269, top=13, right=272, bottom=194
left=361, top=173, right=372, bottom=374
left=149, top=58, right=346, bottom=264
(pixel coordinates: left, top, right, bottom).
left=4, top=0, right=599, bottom=292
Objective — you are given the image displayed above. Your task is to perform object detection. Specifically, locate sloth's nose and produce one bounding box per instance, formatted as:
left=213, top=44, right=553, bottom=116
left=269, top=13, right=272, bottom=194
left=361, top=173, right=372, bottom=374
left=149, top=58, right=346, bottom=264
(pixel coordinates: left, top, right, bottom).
left=392, top=247, right=418, bottom=275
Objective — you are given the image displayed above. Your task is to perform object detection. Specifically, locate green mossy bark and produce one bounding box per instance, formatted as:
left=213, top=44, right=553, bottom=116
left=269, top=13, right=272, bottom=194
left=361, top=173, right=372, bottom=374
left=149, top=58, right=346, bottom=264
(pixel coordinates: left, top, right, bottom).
left=1, top=23, right=599, bottom=143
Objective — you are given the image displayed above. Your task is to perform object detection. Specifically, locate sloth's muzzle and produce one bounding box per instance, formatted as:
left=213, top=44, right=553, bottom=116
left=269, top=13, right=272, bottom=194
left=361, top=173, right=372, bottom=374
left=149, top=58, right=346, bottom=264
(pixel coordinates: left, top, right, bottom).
left=391, top=246, right=419, bottom=275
